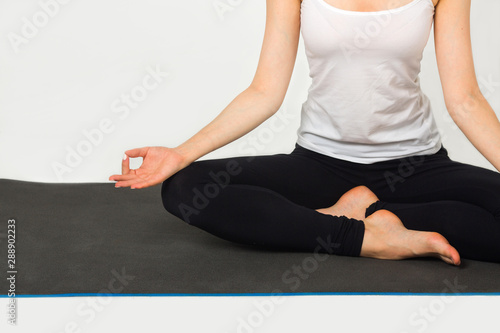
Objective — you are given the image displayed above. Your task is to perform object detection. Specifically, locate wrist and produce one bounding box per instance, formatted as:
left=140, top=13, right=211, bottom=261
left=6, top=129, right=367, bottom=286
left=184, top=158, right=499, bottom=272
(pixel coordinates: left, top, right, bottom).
left=172, top=143, right=199, bottom=168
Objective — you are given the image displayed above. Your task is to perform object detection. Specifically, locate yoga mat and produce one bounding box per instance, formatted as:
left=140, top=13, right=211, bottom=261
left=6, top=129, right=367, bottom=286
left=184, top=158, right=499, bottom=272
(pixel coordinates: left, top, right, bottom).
left=1, top=179, right=499, bottom=296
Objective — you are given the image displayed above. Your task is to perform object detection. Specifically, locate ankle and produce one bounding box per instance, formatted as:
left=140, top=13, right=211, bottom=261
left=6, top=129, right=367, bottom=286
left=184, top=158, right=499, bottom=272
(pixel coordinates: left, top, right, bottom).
left=364, top=200, right=386, bottom=218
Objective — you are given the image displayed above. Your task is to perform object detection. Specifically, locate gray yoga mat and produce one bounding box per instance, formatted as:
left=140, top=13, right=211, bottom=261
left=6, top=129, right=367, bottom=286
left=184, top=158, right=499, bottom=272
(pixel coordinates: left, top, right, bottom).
left=0, top=178, right=498, bottom=296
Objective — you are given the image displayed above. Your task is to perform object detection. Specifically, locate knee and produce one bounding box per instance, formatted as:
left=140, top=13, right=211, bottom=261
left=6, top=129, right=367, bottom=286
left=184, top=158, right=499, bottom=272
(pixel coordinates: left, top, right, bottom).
left=161, top=160, right=238, bottom=224
left=161, top=165, right=201, bottom=221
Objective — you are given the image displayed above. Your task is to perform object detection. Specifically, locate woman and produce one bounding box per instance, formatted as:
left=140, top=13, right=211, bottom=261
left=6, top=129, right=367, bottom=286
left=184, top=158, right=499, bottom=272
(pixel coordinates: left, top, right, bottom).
left=109, top=0, right=500, bottom=264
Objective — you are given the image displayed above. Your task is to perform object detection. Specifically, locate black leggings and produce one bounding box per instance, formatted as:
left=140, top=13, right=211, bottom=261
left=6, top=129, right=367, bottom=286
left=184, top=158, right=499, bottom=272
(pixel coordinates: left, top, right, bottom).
left=161, top=143, right=500, bottom=263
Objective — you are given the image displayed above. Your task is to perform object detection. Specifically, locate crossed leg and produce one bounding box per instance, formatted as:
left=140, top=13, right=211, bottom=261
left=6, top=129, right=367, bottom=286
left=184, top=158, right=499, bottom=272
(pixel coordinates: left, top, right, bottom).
left=161, top=145, right=460, bottom=264
left=361, top=147, right=500, bottom=263
left=316, top=186, right=460, bottom=264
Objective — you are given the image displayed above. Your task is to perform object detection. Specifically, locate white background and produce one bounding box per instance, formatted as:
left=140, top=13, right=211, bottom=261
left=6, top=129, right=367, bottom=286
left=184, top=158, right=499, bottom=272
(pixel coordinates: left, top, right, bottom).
left=1, top=0, right=499, bottom=332
left=1, top=0, right=499, bottom=182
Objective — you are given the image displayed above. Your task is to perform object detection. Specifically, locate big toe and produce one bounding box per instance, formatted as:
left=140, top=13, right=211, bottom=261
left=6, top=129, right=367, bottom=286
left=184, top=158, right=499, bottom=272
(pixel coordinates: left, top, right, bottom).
left=429, top=233, right=461, bottom=266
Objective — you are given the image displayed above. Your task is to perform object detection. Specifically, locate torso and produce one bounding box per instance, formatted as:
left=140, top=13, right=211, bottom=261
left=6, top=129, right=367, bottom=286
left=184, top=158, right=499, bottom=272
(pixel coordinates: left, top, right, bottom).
left=300, top=0, right=439, bottom=11
left=297, top=0, right=443, bottom=163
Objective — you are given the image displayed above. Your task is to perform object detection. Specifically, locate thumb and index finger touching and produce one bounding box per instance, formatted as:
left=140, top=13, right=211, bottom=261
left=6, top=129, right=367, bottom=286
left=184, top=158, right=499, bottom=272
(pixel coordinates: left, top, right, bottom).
left=121, top=147, right=150, bottom=175
left=124, top=147, right=149, bottom=158
left=110, top=147, right=149, bottom=183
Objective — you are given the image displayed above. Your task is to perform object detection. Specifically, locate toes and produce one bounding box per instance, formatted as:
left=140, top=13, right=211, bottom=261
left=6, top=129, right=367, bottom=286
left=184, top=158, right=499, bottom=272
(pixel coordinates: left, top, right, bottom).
left=421, top=232, right=461, bottom=266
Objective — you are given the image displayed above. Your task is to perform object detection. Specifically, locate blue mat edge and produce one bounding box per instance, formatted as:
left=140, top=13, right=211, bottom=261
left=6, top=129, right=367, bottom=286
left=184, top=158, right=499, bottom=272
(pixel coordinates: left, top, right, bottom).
left=2, top=292, right=500, bottom=298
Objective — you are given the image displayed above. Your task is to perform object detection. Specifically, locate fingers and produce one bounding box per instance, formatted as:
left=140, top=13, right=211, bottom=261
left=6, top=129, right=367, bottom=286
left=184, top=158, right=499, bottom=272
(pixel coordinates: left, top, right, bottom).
left=115, top=178, right=144, bottom=188
left=112, top=173, right=162, bottom=189
left=122, top=154, right=130, bottom=175
left=125, top=147, right=149, bottom=158
left=109, top=173, right=137, bottom=182
left=111, top=172, right=144, bottom=187
left=108, top=150, right=137, bottom=183
left=109, top=147, right=161, bottom=189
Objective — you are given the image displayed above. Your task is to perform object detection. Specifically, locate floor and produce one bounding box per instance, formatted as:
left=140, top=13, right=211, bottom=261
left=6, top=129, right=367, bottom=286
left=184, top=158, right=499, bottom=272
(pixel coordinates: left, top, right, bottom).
left=1, top=179, right=498, bottom=296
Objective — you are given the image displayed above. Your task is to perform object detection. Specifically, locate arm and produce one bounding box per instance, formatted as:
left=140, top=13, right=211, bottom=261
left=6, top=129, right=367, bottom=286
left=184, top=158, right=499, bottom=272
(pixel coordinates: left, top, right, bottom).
left=177, top=0, right=301, bottom=164
left=434, top=0, right=500, bottom=171
left=110, top=0, right=302, bottom=188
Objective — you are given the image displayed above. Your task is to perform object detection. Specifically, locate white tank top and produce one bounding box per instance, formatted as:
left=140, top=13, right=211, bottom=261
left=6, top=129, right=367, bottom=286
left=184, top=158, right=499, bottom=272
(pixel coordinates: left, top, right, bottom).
left=297, top=0, right=442, bottom=163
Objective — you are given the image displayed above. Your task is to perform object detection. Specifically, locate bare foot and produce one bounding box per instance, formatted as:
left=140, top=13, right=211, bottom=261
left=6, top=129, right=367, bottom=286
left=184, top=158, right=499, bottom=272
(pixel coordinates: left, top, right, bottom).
left=316, top=185, right=379, bottom=220
left=360, top=209, right=461, bottom=265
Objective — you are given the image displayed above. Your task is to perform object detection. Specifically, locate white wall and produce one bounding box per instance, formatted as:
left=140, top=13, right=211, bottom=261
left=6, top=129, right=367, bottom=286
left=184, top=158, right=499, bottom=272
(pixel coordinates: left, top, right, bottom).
left=0, top=0, right=499, bottom=183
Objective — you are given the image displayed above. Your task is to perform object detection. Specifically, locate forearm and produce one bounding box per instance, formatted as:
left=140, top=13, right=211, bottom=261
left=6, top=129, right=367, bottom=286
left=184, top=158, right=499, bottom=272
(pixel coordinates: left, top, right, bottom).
left=449, top=91, right=500, bottom=172
left=174, top=86, right=281, bottom=167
